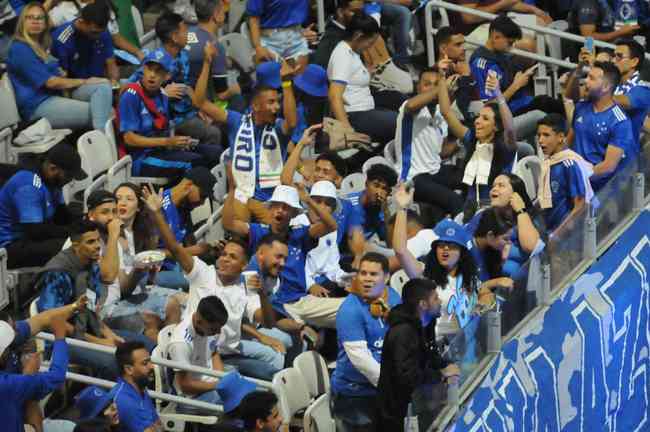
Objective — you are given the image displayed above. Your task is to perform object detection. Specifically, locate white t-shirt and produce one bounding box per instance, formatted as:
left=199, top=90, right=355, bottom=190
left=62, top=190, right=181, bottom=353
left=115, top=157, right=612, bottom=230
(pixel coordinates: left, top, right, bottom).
left=327, top=41, right=374, bottom=112
left=166, top=314, right=219, bottom=395
left=395, top=103, right=448, bottom=181
left=436, top=275, right=461, bottom=338
left=406, top=229, right=437, bottom=259
left=184, top=257, right=258, bottom=355
left=49, top=2, right=119, bottom=34
left=101, top=230, right=137, bottom=316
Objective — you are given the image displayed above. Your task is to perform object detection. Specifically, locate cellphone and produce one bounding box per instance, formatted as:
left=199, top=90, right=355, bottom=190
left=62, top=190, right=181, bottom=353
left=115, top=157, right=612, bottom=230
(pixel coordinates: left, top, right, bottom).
left=188, top=138, right=200, bottom=148
left=584, top=36, right=594, bottom=54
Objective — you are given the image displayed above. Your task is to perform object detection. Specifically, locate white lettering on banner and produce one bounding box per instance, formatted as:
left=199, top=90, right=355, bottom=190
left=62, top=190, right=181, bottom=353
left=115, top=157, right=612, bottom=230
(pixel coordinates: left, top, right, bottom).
left=523, top=346, right=560, bottom=431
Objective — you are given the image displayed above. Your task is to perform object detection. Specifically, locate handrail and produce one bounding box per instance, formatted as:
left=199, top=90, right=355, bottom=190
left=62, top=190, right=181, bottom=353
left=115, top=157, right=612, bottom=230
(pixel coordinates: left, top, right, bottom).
left=40, top=367, right=224, bottom=413
left=462, top=36, right=577, bottom=69
left=35, top=332, right=274, bottom=390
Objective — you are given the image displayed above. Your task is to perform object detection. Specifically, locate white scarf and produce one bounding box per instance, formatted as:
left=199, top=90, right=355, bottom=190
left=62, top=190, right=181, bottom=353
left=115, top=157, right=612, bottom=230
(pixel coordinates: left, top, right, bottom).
left=232, top=114, right=283, bottom=202
left=462, top=142, right=494, bottom=187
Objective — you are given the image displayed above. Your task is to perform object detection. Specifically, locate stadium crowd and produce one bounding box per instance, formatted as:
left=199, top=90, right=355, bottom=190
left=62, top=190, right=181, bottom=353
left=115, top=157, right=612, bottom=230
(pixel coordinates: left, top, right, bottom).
left=0, top=0, right=649, bottom=430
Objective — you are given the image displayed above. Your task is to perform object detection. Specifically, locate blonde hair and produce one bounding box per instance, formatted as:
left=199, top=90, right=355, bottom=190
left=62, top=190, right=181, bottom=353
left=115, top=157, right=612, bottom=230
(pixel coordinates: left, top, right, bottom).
left=13, top=2, right=52, bottom=61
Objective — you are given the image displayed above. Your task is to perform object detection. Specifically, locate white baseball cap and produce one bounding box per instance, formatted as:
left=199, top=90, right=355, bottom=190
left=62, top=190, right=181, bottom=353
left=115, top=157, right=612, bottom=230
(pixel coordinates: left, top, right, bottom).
left=269, top=185, right=303, bottom=210
left=310, top=181, right=337, bottom=199
left=0, top=321, right=16, bottom=358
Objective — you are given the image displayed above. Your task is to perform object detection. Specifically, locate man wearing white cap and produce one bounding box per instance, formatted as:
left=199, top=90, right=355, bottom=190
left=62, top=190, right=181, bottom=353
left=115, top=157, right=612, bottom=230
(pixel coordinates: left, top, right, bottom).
left=223, top=180, right=339, bottom=332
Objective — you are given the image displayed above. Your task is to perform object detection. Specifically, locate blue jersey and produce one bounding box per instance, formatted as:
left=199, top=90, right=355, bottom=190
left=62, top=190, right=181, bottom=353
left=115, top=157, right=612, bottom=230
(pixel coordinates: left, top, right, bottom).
left=614, top=71, right=650, bottom=145
left=249, top=223, right=315, bottom=311
left=186, top=25, right=227, bottom=88
left=572, top=101, right=635, bottom=191
left=51, top=20, right=114, bottom=79
left=330, top=289, right=401, bottom=396
left=246, top=0, right=308, bottom=28
left=543, top=160, right=587, bottom=232
left=346, top=191, right=386, bottom=241
left=113, top=378, right=160, bottom=432
left=226, top=110, right=289, bottom=201
left=0, top=170, right=64, bottom=246
left=161, top=189, right=189, bottom=244
left=334, top=197, right=362, bottom=245
left=7, top=41, right=62, bottom=120
left=129, top=48, right=196, bottom=124
left=290, top=103, right=307, bottom=144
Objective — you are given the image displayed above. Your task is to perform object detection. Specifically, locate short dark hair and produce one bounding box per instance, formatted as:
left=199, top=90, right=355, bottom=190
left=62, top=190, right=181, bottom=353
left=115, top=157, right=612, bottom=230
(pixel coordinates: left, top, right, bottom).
left=489, top=15, right=522, bottom=41
left=537, top=113, right=567, bottom=134
left=195, top=0, right=221, bottom=21
left=316, top=152, right=348, bottom=178
left=345, top=12, right=380, bottom=40
left=70, top=220, right=101, bottom=242
left=419, top=67, right=438, bottom=81
left=615, top=38, right=645, bottom=70
left=402, top=278, right=437, bottom=309
left=80, top=0, right=110, bottom=28
left=252, top=84, right=278, bottom=100
left=256, top=233, right=288, bottom=251
left=224, top=237, right=251, bottom=261
left=74, top=419, right=113, bottom=432
left=359, top=252, right=389, bottom=274
left=337, top=0, right=360, bottom=10
left=594, top=60, right=622, bottom=91
left=197, top=296, right=229, bottom=326
left=366, top=164, right=397, bottom=188
left=240, top=391, right=278, bottom=429
left=155, top=11, right=184, bottom=44
left=115, top=341, right=147, bottom=374
left=435, top=26, right=462, bottom=56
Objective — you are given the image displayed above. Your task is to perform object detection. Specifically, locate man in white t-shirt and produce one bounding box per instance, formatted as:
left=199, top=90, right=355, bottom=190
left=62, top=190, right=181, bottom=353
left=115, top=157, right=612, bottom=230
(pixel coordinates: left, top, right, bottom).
left=395, top=68, right=464, bottom=223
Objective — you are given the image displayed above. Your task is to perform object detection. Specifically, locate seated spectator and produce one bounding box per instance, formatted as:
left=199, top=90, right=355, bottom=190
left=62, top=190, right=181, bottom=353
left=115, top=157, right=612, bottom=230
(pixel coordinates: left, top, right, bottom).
left=438, top=67, right=517, bottom=205
left=564, top=61, right=636, bottom=191
left=0, top=142, right=85, bottom=269
left=213, top=371, right=257, bottom=431
left=386, top=209, right=437, bottom=271
left=0, top=313, right=70, bottom=432
left=163, top=296, right=229, bottom=409
left=128, top=12, right=224, bottom=167
left=74, top=385, right=119, bottom=428
left=247, top=0, right=311, bottom=70
left=146, top=187, right=287, bottom=380
left=51, top=0, right=119, bottom=84
left=35, top=221, right=154, bottom=380
left=346, top=163, right=398, bottom=246
left=330, top=252, right=401, bottom=431
left=396, top=67, right=463, bottom=223
left=49, top=0, right=144, bottom=61
left=567, top=0, right=641, bottom=46
left=112, top=341, right=161, bottom=432
left=469, top=206, right=515, bottom=284
left=290, top=64, right=329, bottom=147
left=312, top=0, right=364, bottom=69
left=7, top=2, right=113, bottom=130
left=536, top=114, right=593, bottom=235
left=118, top=47, right=216, bottom=179
left=327, top=12, right=398, bottom=145
left=613, top=38, right=650, bottom=144
left=238, top=391, right=284, bottom=432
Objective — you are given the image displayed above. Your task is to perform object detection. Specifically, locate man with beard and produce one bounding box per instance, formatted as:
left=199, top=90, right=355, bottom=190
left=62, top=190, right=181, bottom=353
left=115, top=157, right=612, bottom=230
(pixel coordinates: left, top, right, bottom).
left=377, top=278, right=460, bottom=431
left=0, top=141, right=86, bottom=268
left=565, top=61, right=635, bottom=191
left=113, top=341, right=161, bottom=432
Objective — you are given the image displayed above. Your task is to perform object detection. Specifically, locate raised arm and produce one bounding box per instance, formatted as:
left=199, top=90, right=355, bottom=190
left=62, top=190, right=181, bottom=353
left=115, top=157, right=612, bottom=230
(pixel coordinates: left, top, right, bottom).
left=392, top=184, right=424, bottom=279
left=438, top=75, right=469, bottom=140
left=280, top=61, right=298, bottom=134
left=222, top=165, right=251, bottom=237
left=99, top=218, right=122, bottom=284
left=489, top=75, right=517, bottom=152
left=281, top=124, right=321, bottom=185
left=297, top=182, right=338, bottom=238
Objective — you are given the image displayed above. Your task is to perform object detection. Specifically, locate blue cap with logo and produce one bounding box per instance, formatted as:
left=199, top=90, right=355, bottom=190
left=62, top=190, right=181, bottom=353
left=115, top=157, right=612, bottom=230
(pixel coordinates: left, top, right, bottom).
left=75, top=385, right=118, bottom=420
left=255, top=61, right=282, bottom=89
left=143, top=49, right=174, bottom=73
left=433, top=218, right=472, bottom=250
left=216, top=371, right=257, bottom=413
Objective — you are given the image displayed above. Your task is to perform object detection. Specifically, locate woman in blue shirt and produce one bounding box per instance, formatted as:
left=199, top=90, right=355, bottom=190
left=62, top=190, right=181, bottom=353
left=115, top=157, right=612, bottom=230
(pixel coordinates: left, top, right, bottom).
left=470, top=207, right=516, bottom=290
left=7, top=2, right=112, bottom=130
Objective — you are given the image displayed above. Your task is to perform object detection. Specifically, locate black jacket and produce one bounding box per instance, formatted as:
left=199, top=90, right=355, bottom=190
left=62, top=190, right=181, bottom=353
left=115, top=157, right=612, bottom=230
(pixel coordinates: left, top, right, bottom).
left=311, top=18, right=346, bottom=68
left=377, top=304, right=448, bottom=430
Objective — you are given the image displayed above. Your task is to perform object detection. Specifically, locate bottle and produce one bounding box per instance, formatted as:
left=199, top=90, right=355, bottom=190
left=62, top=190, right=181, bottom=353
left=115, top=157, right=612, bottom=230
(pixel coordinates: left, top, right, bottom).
left=404, top=403, right=419, bottom=432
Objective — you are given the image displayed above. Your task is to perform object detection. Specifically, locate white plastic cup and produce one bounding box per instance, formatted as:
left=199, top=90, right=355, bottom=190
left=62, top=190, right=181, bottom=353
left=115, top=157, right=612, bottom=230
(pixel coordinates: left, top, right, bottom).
left=242, top=271, right=258, bottom=291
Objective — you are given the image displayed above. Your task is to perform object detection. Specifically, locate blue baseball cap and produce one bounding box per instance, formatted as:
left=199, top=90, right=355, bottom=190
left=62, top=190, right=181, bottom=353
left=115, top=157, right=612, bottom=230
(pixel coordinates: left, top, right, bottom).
left=143, top=49, right=174, bottom=73
left=255, top=61, right=282, bottom=89
left=433, top=219, right=472, bottom=250
left=294, top=64, right=328, bottom=98
left=75, top=386, right=117, bottom=420
left=216, top=371, right=257, bottom=413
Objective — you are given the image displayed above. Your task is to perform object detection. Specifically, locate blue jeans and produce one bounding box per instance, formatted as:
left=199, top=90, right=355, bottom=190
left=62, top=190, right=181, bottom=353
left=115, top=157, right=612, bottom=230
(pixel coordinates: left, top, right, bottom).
left=260, top=27, right=309, bottom=60
left=155, top=265, right=189, bottom=290
left=177, top=389, right=222, bottom=415
left=381, top=3, right=413, bottom=67
left=32, top=82, right=113, bottom=130
left=227, top=328, right=293, bottom=380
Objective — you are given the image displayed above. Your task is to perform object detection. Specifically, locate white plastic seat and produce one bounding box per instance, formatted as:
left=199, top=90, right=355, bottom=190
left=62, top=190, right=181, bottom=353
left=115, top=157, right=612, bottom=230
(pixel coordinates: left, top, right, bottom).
left=293, top=351, right=330, bottom=399
left=340, top=172, right=367, bottom=195
left=272, top=368, right=312, bottom=426
left=194, top=206, right=224, bottom=244
left=104, top=116, right=118, bottom=163
left=390, top=269, right=410, bottom=296
left=514, top=155, right=542, bottom=202
left=210, top=162, right=228, bottom=204
left=383, top=139, right=397, bottom=168
left=106, top=155, right=169, bottom=192
left=304, top=393, right=335, bottom=432
left=68, top=130, right=116, bottom=205
left=362, top=155, right=395, bottom=174
left=83, top=174, right=109, bottom=213
left=219, top=32, right=254, bottom=73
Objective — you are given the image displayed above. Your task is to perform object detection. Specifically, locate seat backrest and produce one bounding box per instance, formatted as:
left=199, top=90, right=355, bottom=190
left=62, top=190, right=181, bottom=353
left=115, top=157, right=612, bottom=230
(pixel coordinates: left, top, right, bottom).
left=158, top=323, right=177, bottom=349
left=545, top=20, right=568, bottom=60
left=211, top=163, right=227, bottom=204
left=30, top=297, right=38, bottom=317
left=383, top=139, right=397, bottom=167
left=0, top=73, right=20, bottom=130
left=514, top=155, right=542, bottom=201
left=104, top=116, right=118, bottom=163
left=131, top=5, right=144, bottom=39
left=362, top=155, right=394, bottom=174
left=272, top=368, right=312, bottom=421
left=218, top=33, right=254, bottom=73
left=293, top=351, right=330, bottom=398
left=390, top=269, right=410, bottom=296
left=78, top=130, right=115, bottom=179
left=303, top=393, right=335, bottom=432
left=83, top=174, right=108, bottom=213
left=340, top=173, right=367, bottom=195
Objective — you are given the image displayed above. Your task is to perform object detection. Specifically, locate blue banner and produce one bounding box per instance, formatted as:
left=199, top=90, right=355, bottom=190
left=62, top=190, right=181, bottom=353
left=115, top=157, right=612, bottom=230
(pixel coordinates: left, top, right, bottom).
left=449, top=210, right=650, bottom=431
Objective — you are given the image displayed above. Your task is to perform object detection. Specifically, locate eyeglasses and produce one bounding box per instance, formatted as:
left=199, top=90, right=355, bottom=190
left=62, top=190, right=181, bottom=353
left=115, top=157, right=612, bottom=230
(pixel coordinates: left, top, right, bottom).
left=614, top=53, right=629, bottom=60
left=25, top=15, right=46, bottom=21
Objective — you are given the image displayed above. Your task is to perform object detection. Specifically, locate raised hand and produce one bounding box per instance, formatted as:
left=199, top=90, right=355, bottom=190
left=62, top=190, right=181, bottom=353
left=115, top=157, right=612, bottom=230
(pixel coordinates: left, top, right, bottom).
left=142, top=184, right=164, bottom=212
left=393, top=182, right=414, bottom=210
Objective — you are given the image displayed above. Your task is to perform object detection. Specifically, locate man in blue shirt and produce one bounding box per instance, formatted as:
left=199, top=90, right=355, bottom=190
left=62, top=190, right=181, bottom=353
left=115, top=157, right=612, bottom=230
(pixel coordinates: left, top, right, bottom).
left=613, top=38, right=650, bottom=146
left=51, top=1, right=119, bottom=84
left=129, top=12, right=223, bottom=169
left=113, top=341, right=161, bottom=432
left=0, top=141, right=85, bottom=268
left=330, top=252, right=401, bottom=431
left=0, top=313, right=69, bottom=432
left=567, top=61, right=635, bottom=191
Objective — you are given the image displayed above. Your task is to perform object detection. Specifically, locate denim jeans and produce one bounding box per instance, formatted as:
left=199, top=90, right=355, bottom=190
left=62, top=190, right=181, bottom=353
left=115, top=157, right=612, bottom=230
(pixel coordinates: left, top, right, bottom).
left=177, top=389, right=223, bottom=415
left=261, top=27, right=309, bottom=60
left=223, top=328, right=291, bottom=380
left=381, top=3, right=413, bottom=67
left=31, top=82, right=113, bottom=130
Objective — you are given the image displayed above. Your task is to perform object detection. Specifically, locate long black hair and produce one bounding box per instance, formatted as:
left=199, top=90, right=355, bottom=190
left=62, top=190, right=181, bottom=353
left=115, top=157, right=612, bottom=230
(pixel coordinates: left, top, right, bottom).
left=474, top=207, right=514, bottom=278
left=114, top=182, right=156, bottom=253
left=424, top=243, right=479, bottom=294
